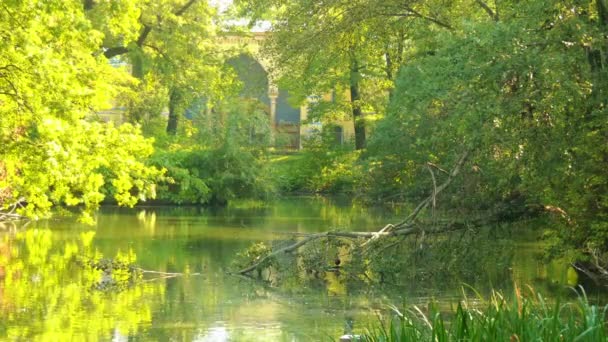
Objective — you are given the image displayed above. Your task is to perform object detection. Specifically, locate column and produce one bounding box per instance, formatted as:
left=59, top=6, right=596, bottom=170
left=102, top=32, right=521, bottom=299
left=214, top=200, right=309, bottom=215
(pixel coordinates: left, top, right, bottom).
left=268, top=84, right=278, bottom=129
left=299, top=102, right=308, bottom=149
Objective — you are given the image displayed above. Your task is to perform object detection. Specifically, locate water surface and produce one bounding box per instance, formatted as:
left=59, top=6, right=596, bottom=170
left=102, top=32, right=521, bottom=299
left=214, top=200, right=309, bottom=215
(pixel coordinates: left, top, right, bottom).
left=0, top=197, right=587, bottom=341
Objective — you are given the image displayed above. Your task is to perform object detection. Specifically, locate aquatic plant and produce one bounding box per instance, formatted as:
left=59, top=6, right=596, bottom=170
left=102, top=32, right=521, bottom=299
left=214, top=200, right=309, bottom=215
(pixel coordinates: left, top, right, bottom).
left=362, top=287, right=608, bottom=342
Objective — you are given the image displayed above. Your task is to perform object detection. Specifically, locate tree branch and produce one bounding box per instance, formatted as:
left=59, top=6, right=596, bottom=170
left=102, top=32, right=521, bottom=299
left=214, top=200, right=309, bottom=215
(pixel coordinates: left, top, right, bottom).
left=175, top=0, right=197, bottom=16
left=102, top=0, right=198, bottom=59
left=103, top=46, right=130, bottom=59
left=236, top=150, right=472, bottom=275
left=597, top=0, right=608, bottom=27
left=0, top=198, right=28, bottom=222
left=136, top=25, right=152, bottom=47
left=82, top=0, right=95, bottom=11
left=475, top=0, right=499, bottom=21
left=236, top=227, right=422, bottom=275
left=380, top=6, right=452, bottom=30
left=406, top=6, right=453, bottom=29
left=393, top=150, right=470, bottom=229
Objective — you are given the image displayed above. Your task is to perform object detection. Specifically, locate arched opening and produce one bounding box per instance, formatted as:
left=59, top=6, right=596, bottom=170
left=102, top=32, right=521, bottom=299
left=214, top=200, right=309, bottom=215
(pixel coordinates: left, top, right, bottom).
left=225, top=53, right=302, bottom=149
left=225, top=53, right=270, bottom=107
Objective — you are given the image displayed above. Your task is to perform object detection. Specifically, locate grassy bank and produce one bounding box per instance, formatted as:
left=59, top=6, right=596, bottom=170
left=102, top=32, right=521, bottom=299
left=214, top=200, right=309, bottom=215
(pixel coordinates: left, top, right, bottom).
left=269, top=149, right=360, bottom=194
left=362, top=287, right=607, bottom=342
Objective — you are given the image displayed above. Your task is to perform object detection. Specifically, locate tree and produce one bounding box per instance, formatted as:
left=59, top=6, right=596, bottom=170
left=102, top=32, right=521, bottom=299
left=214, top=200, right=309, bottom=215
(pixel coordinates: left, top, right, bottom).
left=234, top=0, right=476, bottom=149
left=234, top=1, right=387, bottom=149
left=89, top=0, right=227, bottom=135
left=234, top=0, right=608, bottom=281
left=0, top=0, right=163, bottom=222
left=367, top=0, right=608, bottom=276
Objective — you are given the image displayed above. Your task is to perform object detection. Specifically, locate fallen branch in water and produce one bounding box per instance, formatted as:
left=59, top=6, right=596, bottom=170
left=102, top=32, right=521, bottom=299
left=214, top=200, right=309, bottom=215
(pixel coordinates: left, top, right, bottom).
left=236, top=150, right=471, bottom=276
left=0, top=198, right=28, bottom=222
left=391, top=150, right=469, bottom=230
left=76, top=256, right=202, bottom=290
left=139, top=269, right=202, bottom=282
left=138, top=269, right=201, bottom=276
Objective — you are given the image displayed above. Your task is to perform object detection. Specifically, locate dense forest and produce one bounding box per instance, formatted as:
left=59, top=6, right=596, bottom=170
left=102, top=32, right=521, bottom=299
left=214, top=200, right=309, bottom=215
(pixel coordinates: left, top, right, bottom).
left=1, top=0, right=608, bottom=340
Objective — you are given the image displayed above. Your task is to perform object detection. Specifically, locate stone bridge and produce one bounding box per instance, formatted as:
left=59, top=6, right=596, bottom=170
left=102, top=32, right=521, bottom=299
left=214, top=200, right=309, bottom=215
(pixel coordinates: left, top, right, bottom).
left=98, top=31, right=353, bottom=148
left=219, top=31, right=354, bottom=148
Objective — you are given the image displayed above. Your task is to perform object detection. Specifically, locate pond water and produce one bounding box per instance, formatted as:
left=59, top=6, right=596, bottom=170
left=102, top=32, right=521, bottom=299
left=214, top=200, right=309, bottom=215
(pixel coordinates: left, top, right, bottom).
left=0, top=197, right=596, bottom=341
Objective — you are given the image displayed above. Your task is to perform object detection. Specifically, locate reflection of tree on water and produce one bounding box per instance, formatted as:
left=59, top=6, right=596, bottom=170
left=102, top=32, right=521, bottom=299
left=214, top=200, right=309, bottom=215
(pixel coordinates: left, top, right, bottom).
left=236, top=225, right=522, bottom=308
left=0, top=229, right=164, bottom=340
left=230, top=215, right=587, bottom=339
left=0, top=200, right=583, bottom=340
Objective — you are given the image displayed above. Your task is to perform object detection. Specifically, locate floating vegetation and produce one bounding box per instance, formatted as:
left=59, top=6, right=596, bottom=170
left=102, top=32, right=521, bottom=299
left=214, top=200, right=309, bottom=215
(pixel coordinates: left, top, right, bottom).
left=75, top=257, right=144, bottom=292
left=75, top=256, right=198, bottom=292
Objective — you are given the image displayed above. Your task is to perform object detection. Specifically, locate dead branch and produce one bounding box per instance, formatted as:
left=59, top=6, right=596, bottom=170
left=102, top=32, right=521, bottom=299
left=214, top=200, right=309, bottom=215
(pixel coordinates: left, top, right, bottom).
left=138, top=269, right=202, bottom=282
left=393, top=150, right=470, bottom=229
left=426, top=163, right=437, bottom=212
left=236, top=150, right=472, bottom=275
left=237, top=227, right=422, bottom=275
left=543, top=205, right=572, bottom=224
left=427, top=162, right=448, bottom=174
left=138, top=269, right=200, bottom=276
left=0, top=198, right=28, bottom=222
left=236, top=219, right=482, bottom=275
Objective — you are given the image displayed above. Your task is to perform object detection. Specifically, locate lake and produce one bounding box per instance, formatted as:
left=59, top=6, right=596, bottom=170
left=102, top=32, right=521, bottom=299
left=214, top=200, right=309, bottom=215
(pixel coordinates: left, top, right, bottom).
left=0, top=197, right=594, bottom=341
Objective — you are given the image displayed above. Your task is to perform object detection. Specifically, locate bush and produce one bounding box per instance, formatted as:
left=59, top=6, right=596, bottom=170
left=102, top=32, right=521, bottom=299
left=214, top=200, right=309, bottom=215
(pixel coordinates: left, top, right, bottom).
left=272, top=126, right=360, bottom=194
left=149, top=144, right=275, bottom=205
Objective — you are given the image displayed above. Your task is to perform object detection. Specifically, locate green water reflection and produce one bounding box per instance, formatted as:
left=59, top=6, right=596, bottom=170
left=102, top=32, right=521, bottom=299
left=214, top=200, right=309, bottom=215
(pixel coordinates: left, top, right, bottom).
left=0, top=197, right=590, bottom=341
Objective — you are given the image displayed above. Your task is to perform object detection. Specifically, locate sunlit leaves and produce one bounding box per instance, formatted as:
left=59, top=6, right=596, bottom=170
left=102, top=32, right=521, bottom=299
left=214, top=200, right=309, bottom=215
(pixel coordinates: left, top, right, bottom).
left=3, top=117, right=163, bottom=221
left=0, top=1, right=165, bottom=221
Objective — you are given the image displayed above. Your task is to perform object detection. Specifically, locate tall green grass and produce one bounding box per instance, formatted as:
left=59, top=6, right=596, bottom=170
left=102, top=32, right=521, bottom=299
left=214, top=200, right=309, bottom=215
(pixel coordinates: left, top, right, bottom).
left=362, top=287, right=608, bottom=341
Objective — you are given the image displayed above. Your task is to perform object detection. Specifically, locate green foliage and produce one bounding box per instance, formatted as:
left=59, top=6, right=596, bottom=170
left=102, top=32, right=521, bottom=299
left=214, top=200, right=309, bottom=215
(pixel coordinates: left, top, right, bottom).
left=149, top=144, right=275, bottom=205
left=99, top=0, right=228, bottom=135
left=232, top=242, right=276, bottom=270
left=364, top=1, right=608, bottom=265
left=5, top=120, right=162, bottom=222
left=238, top=0, right=411, bottom=149
left=272, top=129, right=360, bottom=193
left=199, top=144, right=275, bottom=204
left=0, top=0, right=163, bottom=222
left=148, top=149, right=211, bottom=205
left=363, top=288, right=608, bottom=342
left=149, top=94, right=276, bottom=205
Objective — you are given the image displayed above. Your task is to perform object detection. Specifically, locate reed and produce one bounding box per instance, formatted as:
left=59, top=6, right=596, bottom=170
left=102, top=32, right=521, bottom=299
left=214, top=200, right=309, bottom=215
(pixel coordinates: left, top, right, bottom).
left=362, top=287, right=608, bottom=342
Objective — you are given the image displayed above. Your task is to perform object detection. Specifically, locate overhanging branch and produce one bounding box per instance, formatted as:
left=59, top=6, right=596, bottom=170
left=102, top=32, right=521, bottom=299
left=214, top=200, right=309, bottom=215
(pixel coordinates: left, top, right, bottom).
left=102, top=0, right=199, bottom=59
left=475, top=0, right=499, bottom=21
left=378, top=6, right=452, bottom=30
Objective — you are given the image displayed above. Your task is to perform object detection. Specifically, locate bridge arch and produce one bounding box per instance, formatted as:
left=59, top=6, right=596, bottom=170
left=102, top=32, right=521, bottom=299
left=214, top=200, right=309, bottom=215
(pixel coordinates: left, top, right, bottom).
left=220, top=33, right=302, bottom=147
left=218, top=32, right=355, bottom=148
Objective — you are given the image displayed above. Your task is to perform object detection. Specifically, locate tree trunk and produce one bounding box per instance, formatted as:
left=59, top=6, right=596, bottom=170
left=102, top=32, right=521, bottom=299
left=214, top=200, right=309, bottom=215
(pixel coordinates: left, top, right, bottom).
left=385, top=29, right=405, bottom=102
left=384, top=48, right=395, bottom=102
left=350, top=57, right=366, bottom=150
left=83, top=0, right=95, bottom=11
left=598, top=0, right=608, bottom=27
left=166, top=88, right=181, bottom=135
left=131, top=53, right=144, bottom=79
